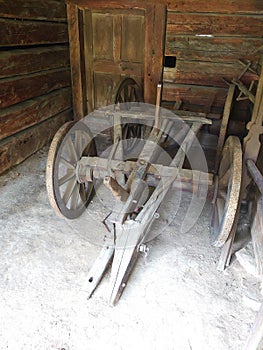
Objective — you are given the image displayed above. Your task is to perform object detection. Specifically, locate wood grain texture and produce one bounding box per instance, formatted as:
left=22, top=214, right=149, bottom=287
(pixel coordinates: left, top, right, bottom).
left=162, top=83, right=227, bottom=109
left=66, top=0, right=263, bottom=14
left=0, top=68, right=71, bottom=108
left=0, top=18, right=68, bottom=46
left=166, top=0, right=263, bottom=14
left=0, top=88, right=72, bottom=141
left=163, top=61, right=258, bottom=88
left=144, top=3, right=166, bottom=104
left=0, top=109, right=72, bottom=175
left=0, top=0, right=67, bottom=21
left=67, top=3, right=86, bottom=119
left=0, top=46, right=70, bottom=79
left=167, top=13, right=263, bottom=36
left=165, top=36, right=263, bottom=62
left=251, top=194, right=263, bottom=274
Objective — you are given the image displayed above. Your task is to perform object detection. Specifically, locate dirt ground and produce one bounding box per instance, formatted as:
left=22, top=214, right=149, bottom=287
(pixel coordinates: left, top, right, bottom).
left=0, top=146, right=262, bottom=350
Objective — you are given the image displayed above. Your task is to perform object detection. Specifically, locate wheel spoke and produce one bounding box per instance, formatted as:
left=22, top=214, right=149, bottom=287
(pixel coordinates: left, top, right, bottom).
left=70, top=183, right=80, bottom=210
left=66, top=136, right=78, bottom=163
left=216, top=198, right=225, bottom=225
left=218, top=189, right=227, bottom=201
left=219, top=167, right=231, bottom=188
left=124, top=85, right=129, bottom=101
left=129, top=86, right=135, bottom=101
left=58, top=170, right=75, bottom=186
left=60, top=157, right=75, bottom=170
left=62, top=178, right=76, bottom=204
left=75, top=130, right=83, bottom=159
left=80, top=183, right=87, bottom=202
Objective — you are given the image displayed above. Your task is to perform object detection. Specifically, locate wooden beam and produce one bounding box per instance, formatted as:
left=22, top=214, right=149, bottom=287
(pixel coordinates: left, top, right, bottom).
left=0, top=68, right=71, bottom=108
left=0, top=46, right=70, bottom=79
left=0, top=18, right=68, bottom=46
left=0, top=109, right=72, bottom=175
left=0, top=0, right=67, bottom=22
left=67, top=3, right=86, bottom=119
left=167, top=0, right=263, bottom=14
left=162, top=83, right=227, bottom=109
left=244, top=302, right=263, bottom=350
left=65, top=0, right=263, bottom=14
left=144, top=3, right=166, bottom=104
left=0, top=88, right=72, bottom=141
left=166, top=13, right=263, bottom=37
left=215, top=84, right=235, bottom=172
left=163, top=61, right=258, bottom=88
left=165, top=36, right=263, bottom=63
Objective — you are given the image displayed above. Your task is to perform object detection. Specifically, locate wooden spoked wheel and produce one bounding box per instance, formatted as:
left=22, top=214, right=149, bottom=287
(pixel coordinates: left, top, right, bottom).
left=211, top=136, right=242, bottom=247
left=46, top=121, right=96, bottom=219
left=115, top=77, right=145, bottom=154
left=115, top=77, right=143, bottom=110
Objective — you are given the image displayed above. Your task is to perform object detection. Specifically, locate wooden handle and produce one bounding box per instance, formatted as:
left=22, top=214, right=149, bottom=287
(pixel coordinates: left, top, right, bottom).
left=154, top=83, right=162, bottom=131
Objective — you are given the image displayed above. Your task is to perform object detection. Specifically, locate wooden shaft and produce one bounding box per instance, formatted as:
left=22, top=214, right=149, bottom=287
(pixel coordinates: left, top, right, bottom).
left=154, top=83, right=162, bottom=131
left=244, top=302, right=263, bottom=350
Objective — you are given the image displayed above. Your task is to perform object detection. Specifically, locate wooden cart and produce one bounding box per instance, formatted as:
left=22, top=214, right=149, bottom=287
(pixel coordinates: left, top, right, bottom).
left=45, top=77, right=244, bottom=305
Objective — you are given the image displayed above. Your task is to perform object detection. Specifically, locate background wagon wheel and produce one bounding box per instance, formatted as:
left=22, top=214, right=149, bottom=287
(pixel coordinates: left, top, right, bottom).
left=211, top=136, right=242, bottom=247
left=46, top=121, right=96, bottom=219
left=114, top=77, right=145, bottom=154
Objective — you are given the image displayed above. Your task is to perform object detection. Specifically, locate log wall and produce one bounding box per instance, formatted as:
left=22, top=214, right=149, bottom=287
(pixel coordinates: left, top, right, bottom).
left=0, top=0, right=72, bottom=174
left=163, top=0, right=263, bottom=114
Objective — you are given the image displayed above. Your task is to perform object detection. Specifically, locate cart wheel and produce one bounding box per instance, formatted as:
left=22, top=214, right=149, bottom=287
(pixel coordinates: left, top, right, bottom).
left=46, top=121, right=96, bottom=219
left=211, top=136, right=242, bottom=247
left=114, top=77, right=145, bottom=153
left=115, top=77, right=144, bottom=110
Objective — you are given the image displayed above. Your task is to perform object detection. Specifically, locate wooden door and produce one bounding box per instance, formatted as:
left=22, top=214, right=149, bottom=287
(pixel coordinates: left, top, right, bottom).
left=67, top=1, right=166, bottom=118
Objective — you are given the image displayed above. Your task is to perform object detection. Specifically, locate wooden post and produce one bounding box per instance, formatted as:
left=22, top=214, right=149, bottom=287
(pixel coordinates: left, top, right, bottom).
left=215, top=84, right=235, bottom=172
left=154, top=83, right=162, bottom=133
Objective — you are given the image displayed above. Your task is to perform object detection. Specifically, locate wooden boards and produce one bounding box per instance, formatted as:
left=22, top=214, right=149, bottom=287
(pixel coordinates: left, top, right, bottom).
left=0, top=0, right=67, bottom=21
left=0, top=18, right=68, bottom=46
left=0, top=0, right=72, bottom=174
left=67, top=1, right=166, bottom=118
left=163, top=3, right=263, bottom=113
left=0, top=109, right=72, bottom=174
left=0, top=88, right=72, bottom=141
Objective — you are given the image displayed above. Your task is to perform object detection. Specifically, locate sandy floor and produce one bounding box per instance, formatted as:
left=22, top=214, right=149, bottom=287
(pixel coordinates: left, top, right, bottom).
left=0, top=146, right=262, bottom=350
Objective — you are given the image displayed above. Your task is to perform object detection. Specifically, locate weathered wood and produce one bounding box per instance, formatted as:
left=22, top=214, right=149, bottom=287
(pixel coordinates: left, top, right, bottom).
left=67, top=3, right=86, bottom=119
left=232, top=78, right=255, bottom=104
left=167, top=13, right=263, bottom=37
left=144, top=3, right=166, bottom=104
left=162, top=83, right=227, bottom=109
left=244, top=302, right=263, bottom=350
left=251, top=195, right=263, bottom=276
left=165, top=36, right=263, bottom=63
left=66, top=0, right=263, bottom=14
left=0, top=18, right=68, bottom=46
left=0, top=46, right=70, bottom=79
left=0, top=109, right=72, bottom=175
left=0, top=68, right=71, bottom=108
left=163, top=61, right=258, bottom=88
left=69, top=2, right=166, bottom=115
left=215, top=84, right=235, bottom=172
left=242, top=60, right=263, bottom=199
left=0, top=0, right=67, bottom=22
left=0, top=88, right=72, bottom=141
left=167, top=0, right=263, bottom=14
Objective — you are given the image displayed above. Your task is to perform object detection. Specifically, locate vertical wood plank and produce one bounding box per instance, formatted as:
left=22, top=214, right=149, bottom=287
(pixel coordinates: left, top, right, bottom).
left=144, top=3, right=166, bottom=104
left=67, top=3, right=86, bottom=119
left=83, top=9, right=95, bottom=113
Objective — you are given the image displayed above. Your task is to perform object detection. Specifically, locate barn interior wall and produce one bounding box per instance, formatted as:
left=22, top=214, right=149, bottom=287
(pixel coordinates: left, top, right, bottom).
left=0, top=0, right=73, bottom=174
left=0, top=0, right=262, bottom=174
left=163, top=0, right=263, bottom=118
